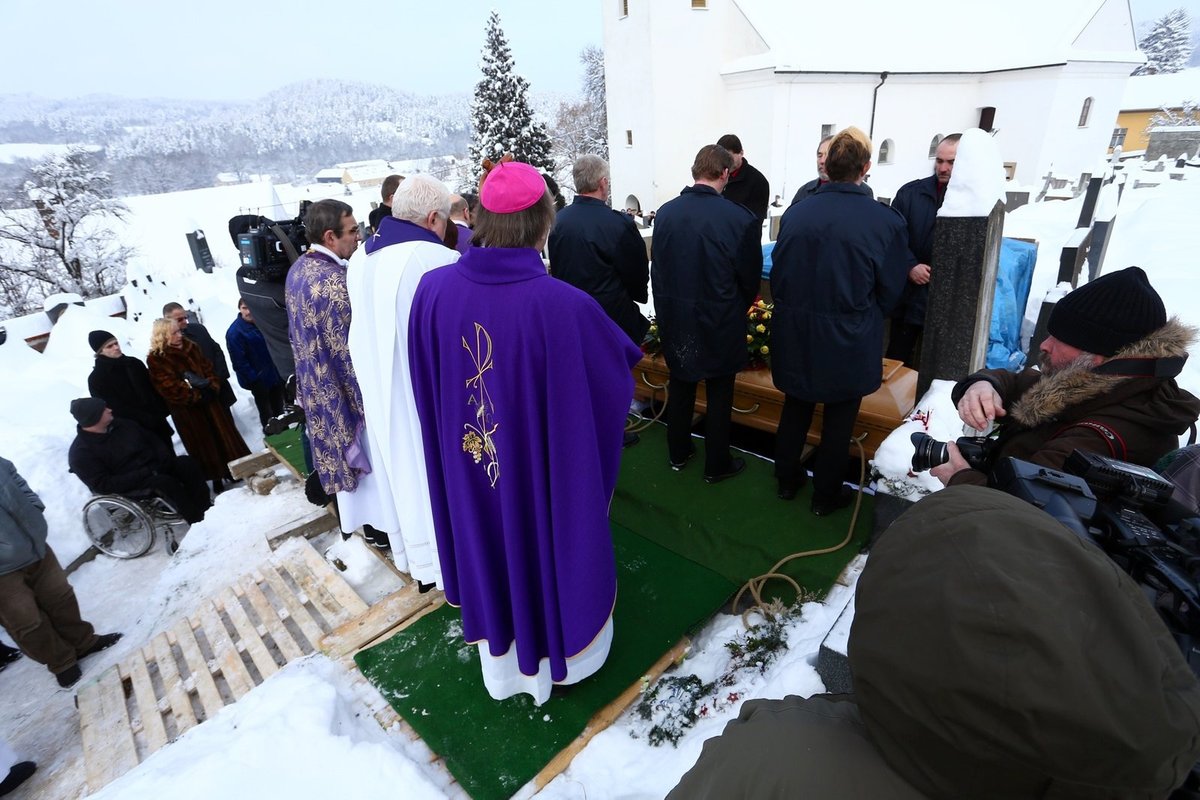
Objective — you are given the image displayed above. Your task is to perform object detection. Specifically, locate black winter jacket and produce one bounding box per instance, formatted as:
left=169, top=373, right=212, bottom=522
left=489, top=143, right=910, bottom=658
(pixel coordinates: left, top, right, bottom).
left=651, top=185, right=762, bottom=382
left=88, top=354, right=173, bottom=442
left=548, top=195, right=650, bottom=344
left=722, top=159, right=770, bottom=223
left=68, top=418, right=176, bottom=496
left=891, top=174, right=940, bottom=326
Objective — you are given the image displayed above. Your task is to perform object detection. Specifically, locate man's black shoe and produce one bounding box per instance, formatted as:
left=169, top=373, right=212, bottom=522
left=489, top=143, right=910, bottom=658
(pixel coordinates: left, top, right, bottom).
left=622, top=431, right=640, bottom=448
left=669, top=444, right=697, bottom=471
left=777, top=475, right=808, bottom=501
left=704, top=457, right=746, bottom=485
left=417, top=581, right=436, bottom=594
left=811, top=486, right=854, bottom=517
left=0, top=644, right=21, bottom=672
left=0, top=760, right=36, bottom=795
left=56, top=664, right=82, bottom=688
left=80, top=632, right=123, bottom=659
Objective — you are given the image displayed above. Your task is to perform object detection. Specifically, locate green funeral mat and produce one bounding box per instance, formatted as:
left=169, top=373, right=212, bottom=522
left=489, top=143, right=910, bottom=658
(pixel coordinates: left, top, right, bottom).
left=355, top=524, right=737, bottom=800
left=355, top=422, right=874, bottom=798
left=264, top=426, right=307, bottom=477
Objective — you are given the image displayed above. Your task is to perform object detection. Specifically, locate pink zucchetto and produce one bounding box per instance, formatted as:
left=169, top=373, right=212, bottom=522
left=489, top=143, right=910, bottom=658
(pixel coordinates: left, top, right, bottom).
left=480, top=161, right=546, bottom=213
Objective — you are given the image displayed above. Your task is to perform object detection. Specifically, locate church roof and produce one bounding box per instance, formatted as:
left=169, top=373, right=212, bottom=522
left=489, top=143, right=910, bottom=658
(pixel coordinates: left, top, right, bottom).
left=725, top=0, right=1142, bottom=76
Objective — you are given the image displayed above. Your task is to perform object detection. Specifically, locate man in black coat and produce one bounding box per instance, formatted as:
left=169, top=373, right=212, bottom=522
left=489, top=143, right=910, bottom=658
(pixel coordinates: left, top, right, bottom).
left=717, top=134, right=770, bottom=225
left=549, top=155, right=650, bottom=345
left=652, top=144, right=762, bottom=483
left=769, top=127, right=909, bottom=515
left=789, top=135, right=874, bottom=207
left=67, top=399, right=211, bottom=524
left=885, top=133, right=960, bottom=366
left=164, top=302, right=236, bottom=407
left=368, top=174, right=403, bottom=233
left=86, top=330, right=173, bottom=448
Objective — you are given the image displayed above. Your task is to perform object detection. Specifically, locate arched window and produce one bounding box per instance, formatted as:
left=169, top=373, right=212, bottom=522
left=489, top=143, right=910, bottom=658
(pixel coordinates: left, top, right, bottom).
left=1078, top=97, right=1093, bottom=127
left=928, top=134, right=943, bottom=158
left=878, top=139, right=894, bottom=165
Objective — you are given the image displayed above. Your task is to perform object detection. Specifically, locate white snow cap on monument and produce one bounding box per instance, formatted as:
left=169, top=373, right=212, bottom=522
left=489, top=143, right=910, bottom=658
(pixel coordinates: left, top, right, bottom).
left=938, top=128, right=1006, bottom=218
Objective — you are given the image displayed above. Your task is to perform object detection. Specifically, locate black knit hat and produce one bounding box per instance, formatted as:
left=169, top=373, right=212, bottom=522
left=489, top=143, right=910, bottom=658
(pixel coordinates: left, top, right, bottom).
left=88, top=330, right=117, bottom=353
left=70, top=397, right=107, bottom=427
left=1047, top=267, right=1166, bottom=357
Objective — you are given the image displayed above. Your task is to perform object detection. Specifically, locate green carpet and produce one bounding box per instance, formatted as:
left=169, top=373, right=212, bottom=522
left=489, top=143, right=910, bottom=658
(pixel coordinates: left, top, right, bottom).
left=264, top=426, right=307, bottom=476
left=354, top=524, right=736, bottom=800
left=611, top=422, right=873, bottom=603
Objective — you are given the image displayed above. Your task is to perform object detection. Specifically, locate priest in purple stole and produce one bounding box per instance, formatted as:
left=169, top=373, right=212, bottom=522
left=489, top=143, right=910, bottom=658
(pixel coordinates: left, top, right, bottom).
left=408, top=160, right=642, bottom=704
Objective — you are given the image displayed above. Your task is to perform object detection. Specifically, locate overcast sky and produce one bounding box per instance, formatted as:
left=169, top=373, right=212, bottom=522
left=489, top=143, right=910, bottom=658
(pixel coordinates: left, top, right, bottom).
left=0, top=0, right=1191, bottom=103
left=0, top=0, right=603, bottom=101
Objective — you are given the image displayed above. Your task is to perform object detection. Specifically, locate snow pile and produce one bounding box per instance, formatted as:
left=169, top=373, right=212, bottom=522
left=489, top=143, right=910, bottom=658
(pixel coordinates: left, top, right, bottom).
left=939, top=128, right=1006, bottom=218
left=88, top=657, right=451, bottom=800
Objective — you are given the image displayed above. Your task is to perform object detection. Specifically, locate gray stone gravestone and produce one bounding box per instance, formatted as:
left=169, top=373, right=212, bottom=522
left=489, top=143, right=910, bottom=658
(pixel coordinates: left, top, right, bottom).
left=1005, top=190, right=1030, bottom=211
left=1075, top=176, right=1102, bottom=228
left=916, top=201, right=1005, bottom=400
left=1057, top=227, right=1092, bottom=285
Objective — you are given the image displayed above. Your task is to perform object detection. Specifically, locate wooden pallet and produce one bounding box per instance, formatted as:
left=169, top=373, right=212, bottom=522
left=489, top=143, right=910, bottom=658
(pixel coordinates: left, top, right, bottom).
left=77, top=538, right=370, bottom=793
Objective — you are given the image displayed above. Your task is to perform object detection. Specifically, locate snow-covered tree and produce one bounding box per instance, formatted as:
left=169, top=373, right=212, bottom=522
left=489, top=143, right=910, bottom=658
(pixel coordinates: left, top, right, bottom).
left=580, top=45, right=609, bottom=161
left=1134, top=8, right=1193, bottom=75
left=0, top=147, right=133, bottom=316
left=1151, top=99, right=1200, bottom=128
left=468, top=11, right=555, bottom=185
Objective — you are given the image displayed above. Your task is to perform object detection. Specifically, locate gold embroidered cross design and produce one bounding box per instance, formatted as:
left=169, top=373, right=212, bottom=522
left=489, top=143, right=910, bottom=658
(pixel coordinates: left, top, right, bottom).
left=462, top=322, right=500, bottom=487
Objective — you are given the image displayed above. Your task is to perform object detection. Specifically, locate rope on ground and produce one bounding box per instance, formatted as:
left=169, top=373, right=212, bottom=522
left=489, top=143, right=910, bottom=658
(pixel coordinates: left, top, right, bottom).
left=732, top=434, right=869, bottom=628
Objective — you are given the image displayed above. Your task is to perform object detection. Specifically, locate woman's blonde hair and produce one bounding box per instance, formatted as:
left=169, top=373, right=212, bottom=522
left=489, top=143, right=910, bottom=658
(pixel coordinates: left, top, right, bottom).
left=148, top=318, right=177, bottom=355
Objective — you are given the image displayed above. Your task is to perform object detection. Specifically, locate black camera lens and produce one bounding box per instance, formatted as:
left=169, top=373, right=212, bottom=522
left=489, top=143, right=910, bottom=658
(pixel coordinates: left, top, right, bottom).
left=911, top=432, right=950, bottom=473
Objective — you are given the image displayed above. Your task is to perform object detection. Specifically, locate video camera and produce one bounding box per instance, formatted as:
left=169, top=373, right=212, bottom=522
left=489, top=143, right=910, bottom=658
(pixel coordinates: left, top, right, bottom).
left=989, top=451, right=1200, bottom=672
left=232, top=200, right=312, bottom=282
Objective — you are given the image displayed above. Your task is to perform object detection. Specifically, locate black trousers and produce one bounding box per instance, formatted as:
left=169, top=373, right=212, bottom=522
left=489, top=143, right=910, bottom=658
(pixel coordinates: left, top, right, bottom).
left=666, top=374, right=736, bottom=476
left=144, top=455, right=212, bottom=523
left=775, top=395, right=862, bottom=500
left=250, top=382, right=286, bottom=428
left=885, top=321, right=923, bottom=366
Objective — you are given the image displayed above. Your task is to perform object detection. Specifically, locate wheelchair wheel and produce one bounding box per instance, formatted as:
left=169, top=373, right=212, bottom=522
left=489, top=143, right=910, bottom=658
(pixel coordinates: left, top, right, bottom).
left=144, top=496, right=189, bottom=555
left=82, top=496, right=156, bottom=559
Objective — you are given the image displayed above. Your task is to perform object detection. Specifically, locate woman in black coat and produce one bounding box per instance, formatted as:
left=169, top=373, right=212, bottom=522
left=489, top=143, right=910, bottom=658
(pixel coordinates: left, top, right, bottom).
left=86, top=330, right=174, bottom=448
left=768, top=128, right=909, bottom=515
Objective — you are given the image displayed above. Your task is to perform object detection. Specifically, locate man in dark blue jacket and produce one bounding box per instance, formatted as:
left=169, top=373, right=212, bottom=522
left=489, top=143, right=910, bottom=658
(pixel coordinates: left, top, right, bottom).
left=717, top=134, right=771, bottom=225
left=652, top=144, right=762, bottom=483
left=885, top=133, right=960, bottom=366
left=226, top=299, right=284, bottom=430
left=549, top=155, right=650, bottom=345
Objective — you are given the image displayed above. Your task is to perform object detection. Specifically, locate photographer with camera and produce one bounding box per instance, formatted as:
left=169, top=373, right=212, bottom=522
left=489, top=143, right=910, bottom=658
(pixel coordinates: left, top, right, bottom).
left=928, top=267, right=1199, bottom=487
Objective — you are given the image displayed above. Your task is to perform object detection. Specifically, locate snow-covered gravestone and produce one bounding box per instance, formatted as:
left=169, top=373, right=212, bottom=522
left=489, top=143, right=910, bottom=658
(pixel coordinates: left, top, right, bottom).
left=916, top=128, right=1006, bottom=400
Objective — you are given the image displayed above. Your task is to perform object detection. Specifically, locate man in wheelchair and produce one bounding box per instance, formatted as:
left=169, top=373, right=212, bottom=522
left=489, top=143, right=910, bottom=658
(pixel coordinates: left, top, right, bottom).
left=67, top=399, right=211, bottom=524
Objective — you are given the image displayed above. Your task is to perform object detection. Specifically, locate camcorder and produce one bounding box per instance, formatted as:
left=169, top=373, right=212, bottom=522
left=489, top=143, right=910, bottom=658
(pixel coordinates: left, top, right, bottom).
left=232, top=200, right=312, bottom=282
left=911, top=436, right=1200, bottom=676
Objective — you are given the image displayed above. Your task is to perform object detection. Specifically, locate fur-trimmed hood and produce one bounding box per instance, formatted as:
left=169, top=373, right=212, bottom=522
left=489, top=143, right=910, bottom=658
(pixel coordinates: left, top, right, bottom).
left=1012, top=317, right=1197, bottom=428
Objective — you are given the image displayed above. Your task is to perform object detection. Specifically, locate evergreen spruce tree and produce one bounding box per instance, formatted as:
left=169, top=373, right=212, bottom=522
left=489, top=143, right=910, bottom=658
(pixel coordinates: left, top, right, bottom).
left=1134, top=8, right=1193, bottom=75
left=468, top=11, right=555, bottom=185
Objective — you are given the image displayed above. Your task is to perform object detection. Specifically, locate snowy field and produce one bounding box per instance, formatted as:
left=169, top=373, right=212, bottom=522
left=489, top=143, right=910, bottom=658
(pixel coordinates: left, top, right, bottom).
left=1, top=163, right=1198, bottom=798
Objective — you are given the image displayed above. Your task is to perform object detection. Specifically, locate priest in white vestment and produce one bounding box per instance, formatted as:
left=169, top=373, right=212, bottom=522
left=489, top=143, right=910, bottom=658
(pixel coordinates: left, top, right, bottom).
left=345, top=175, right=461, bottom=586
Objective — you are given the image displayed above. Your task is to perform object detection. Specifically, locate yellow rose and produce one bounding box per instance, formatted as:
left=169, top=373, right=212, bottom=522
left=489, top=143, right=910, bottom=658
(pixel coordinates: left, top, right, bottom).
left=760, top=345, right=769, bottom=354
left=763, top=311, right=772, bottom=320
left=746, top=334, right=753, bottom=343
left=755, top=324, right=766, bottom=333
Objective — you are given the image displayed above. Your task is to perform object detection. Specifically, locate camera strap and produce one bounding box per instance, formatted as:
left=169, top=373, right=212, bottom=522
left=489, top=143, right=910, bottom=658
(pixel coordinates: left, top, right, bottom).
left=1054, top=420, right=1127, bottom=461
left=1093, top=354, right=1188, bottom=379
left=268, top=224, right=302, bottom=265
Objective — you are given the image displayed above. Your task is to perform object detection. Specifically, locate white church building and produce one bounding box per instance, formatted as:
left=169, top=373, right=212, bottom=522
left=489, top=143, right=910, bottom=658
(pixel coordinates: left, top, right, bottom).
left=601, top=0, right=1144, bottom=212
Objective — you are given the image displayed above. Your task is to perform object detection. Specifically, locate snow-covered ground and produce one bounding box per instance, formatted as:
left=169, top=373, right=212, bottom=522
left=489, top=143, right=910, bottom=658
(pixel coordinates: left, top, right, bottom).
left=1, top=162, right=1197, bottom=798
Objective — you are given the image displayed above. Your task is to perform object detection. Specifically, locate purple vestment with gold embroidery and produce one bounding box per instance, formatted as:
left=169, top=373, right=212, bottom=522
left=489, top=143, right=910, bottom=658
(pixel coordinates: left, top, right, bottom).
left=408, top=246, right=642, bottom=683
left=285, top=248, right=368, bottom=494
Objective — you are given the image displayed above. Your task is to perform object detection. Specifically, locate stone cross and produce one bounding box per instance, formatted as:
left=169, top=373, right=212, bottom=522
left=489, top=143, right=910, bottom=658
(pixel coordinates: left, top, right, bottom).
left=916, top=201, right=1006, bottom=399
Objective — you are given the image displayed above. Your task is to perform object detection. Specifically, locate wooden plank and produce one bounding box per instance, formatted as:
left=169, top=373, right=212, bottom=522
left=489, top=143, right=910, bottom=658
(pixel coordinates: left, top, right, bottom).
left=259, top=565, right=327, bottom=648
left=216, top=586, right=280, bottom=680
left=123, top=655, right=169, bottom=753
left=532, top=638, right=692, bottom=792
left=194, top=600, right=255, bottom=700
left=170, top=618, right=225, bottom=717
left=322, top=584, right=440, bottom=658
left=79, top=666, right=140, bottom=791
left=150, top=632, right=197, bottom=735
left=228, top=450, right=280, bottom=480
left=237, top=576, right=305, bottom=662
left=361, top=537, right=411, bottom=582
left=265, top=509, right=340, bottom=550
left=264, top=440, right=305, bottom=483
left=291, top=539, right=369, bottom=617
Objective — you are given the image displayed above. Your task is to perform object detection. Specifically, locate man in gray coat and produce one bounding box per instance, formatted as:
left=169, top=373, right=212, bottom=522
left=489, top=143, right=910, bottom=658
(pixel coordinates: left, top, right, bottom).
left=0, top=456, right=121, bottom=688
